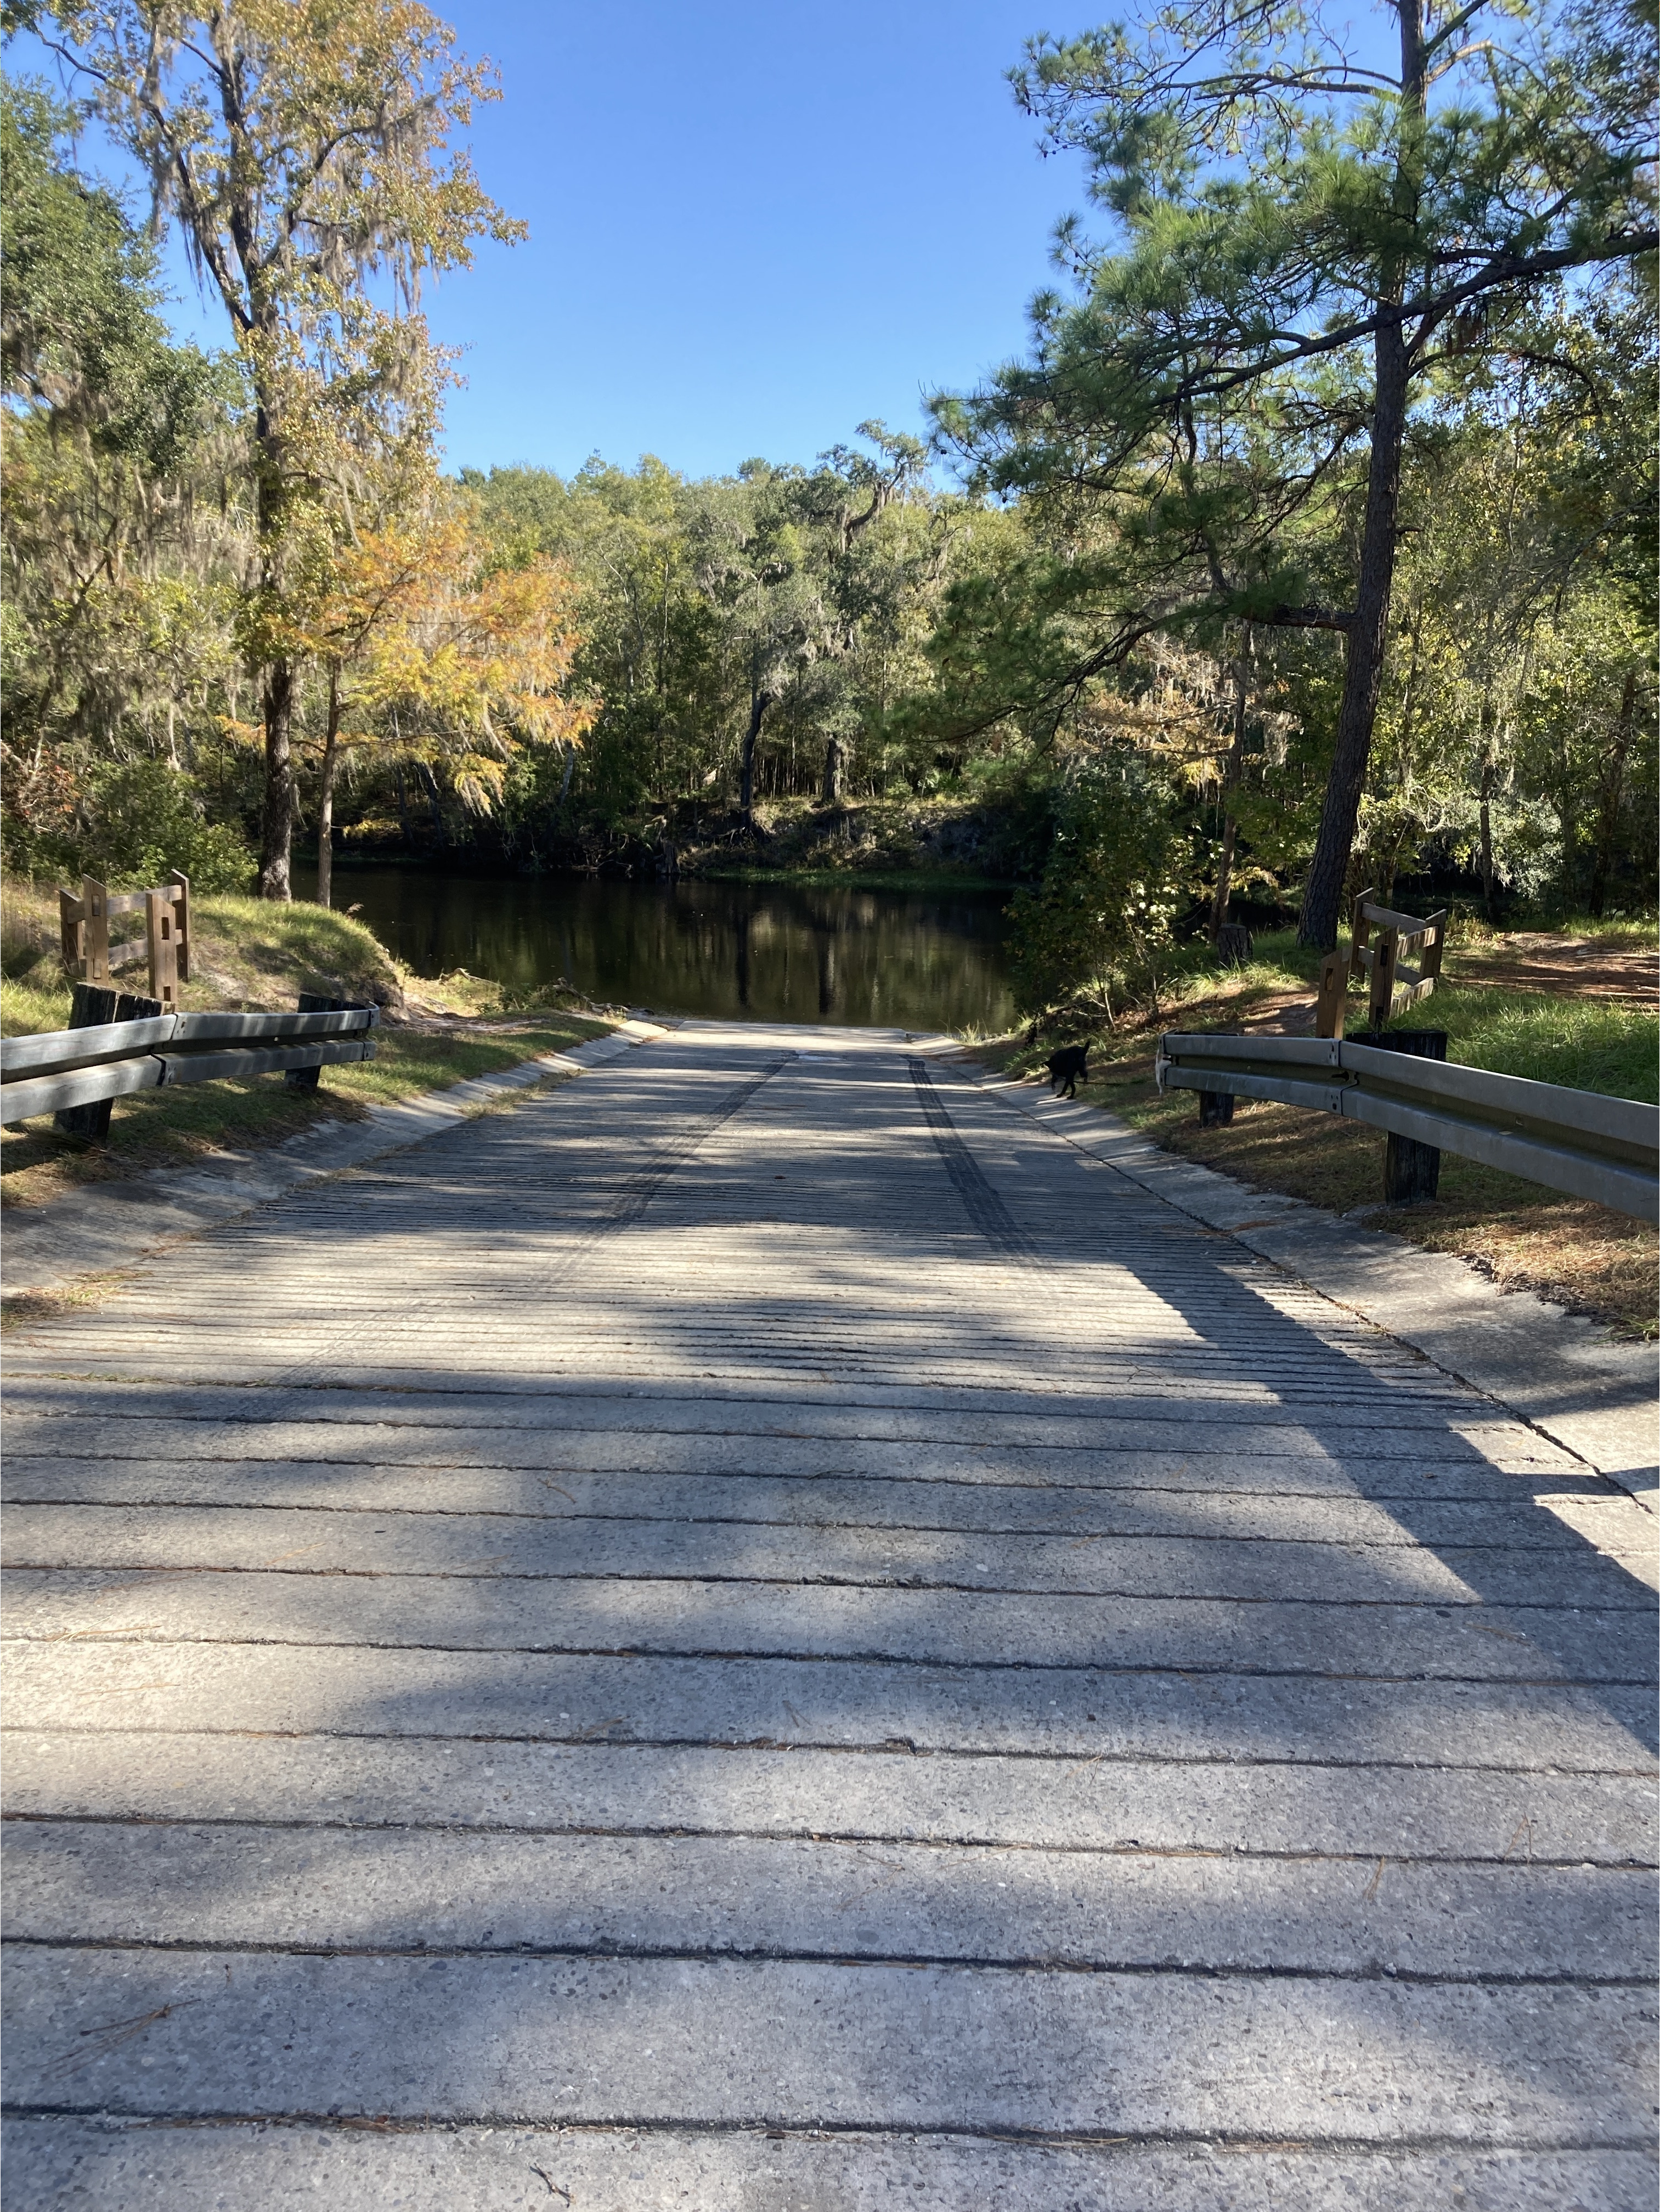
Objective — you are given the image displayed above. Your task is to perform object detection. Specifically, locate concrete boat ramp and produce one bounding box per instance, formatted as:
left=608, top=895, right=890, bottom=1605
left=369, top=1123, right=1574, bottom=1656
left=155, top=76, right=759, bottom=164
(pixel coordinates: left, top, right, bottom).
left=2, top=1019, right=1655, bottom=2208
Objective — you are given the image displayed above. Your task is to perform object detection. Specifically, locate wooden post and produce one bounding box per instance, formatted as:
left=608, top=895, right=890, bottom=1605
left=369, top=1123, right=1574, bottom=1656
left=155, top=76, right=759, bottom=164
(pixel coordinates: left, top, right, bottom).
left=53, top=983, right=162, bottom=1142
left=284, top=991, right=359, bottom=1091
left=1420, top=907, right=1447, bottom=986
left=80, top=876, right=110, bottom=985
left=144, top=888, right=180, bottom=1012
left=1353, top=1028, right=1449, bottom=1204
left=1195, top=1027, right=1238, bottom=1128
left=169, top=870, right=191, bottom=984
left=58, top=887, right=83, bottom=973
left=1366, top=925, right=1398, bottom=1030
left=1347, top=888, right=1376, bottom=984
left=55, top=981, right=119, bottom=1139
left=1314, top=950, right=1348, bottom=1039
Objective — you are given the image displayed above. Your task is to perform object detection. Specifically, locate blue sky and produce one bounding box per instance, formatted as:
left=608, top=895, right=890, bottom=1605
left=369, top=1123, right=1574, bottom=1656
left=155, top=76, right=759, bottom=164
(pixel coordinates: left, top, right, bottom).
left=415, top=0, right=1092, bottom=479
left=18, top=1, right=1095, bottom=482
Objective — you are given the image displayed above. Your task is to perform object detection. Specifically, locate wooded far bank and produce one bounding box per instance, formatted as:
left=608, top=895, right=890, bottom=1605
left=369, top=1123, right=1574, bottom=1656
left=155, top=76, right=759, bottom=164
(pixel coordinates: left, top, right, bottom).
left=2, top=0, right=1654, bottom=1029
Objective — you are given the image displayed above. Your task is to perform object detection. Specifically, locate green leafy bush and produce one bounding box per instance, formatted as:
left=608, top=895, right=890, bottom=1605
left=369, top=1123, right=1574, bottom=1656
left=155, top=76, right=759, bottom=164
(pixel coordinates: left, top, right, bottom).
left=20, top=760, right=255, bottom=893
left=1007, top=752, right=1184, bottom=1024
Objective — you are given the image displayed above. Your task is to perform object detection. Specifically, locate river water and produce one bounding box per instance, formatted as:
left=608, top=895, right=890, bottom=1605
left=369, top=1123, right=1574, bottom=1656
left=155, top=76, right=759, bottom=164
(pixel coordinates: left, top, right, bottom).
left=292, top=864, right=1018, bottom=1033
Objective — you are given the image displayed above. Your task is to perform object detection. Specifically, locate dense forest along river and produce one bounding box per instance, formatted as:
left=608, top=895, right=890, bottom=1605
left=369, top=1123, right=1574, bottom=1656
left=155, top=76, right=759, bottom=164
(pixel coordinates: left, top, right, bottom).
left=292, top=864, right=1018, bottom=1033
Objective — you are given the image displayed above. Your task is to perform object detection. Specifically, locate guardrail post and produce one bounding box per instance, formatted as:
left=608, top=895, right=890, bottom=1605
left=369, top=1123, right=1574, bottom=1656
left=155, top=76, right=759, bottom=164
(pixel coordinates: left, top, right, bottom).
left=1196, top=1027, right=1238, bottom=1126
left=53, top=983, right=163, bottom=1142
left=1357, top=1028, right=1448, bottom=1204
left=284, top=994, right=368, bottom=1091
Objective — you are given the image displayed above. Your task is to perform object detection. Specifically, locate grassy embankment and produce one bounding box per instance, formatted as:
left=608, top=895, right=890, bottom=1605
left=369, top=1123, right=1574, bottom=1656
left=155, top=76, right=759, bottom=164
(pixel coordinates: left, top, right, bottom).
left=1, top=881, right=614, bottom=1211
left=970, top=918, right=1659, bottom=1337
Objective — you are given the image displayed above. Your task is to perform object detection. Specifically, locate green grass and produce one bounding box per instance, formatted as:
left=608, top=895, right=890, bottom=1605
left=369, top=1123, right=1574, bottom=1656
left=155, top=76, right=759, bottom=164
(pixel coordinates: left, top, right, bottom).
left=1388, top=993, right=1657, bottom=1103
left=1525, top=913, right=1658, bottom=946
left=0, top=969, right=71, bottom=1039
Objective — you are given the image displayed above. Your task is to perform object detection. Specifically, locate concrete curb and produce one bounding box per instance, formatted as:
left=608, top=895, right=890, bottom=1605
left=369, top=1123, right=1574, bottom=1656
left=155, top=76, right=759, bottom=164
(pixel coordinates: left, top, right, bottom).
left=1, top=1019, right=670, bottom=1300
left=955, top=1058, right=1659, bottom=1508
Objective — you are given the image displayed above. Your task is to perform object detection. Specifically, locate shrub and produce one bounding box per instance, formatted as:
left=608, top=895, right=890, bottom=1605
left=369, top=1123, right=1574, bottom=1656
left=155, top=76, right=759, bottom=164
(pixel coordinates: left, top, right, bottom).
left=14, top=759, right=255, bottom=893
left=1007, top=751, right=1184, bottom=1023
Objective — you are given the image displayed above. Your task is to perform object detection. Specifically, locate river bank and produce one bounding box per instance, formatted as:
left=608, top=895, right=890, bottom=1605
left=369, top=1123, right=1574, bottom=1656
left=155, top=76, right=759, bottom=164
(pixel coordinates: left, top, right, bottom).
left=0, top=883, right=614, bottom=1214
left=335, top=791, right=1045, bottom=891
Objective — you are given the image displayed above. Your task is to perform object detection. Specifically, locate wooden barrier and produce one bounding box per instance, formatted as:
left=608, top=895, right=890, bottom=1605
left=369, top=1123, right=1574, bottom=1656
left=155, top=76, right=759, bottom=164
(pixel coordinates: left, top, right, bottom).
left=59, top=871, right=190, bottom=1005
left=1315, top=889, right=1447, bottom=1039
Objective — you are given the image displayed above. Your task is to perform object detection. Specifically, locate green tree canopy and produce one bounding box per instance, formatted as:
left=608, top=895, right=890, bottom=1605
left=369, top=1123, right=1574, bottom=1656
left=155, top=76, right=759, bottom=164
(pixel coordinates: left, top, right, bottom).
left=934, top=0, right=1657, bottom=943
left=32, top=0, right=524, bottom=896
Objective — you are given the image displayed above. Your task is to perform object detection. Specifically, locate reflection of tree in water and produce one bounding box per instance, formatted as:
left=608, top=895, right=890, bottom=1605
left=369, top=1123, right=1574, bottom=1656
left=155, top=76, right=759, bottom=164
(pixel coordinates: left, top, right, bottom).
left=304, top=865, right=1015, bottom=1029
left=735, top=911, right=751, bottom=1010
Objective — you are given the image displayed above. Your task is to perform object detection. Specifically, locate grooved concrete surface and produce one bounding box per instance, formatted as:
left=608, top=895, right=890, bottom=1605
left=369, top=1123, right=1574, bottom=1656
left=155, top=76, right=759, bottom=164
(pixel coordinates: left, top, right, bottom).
left=3, top=1020, right=1656, bottom=2210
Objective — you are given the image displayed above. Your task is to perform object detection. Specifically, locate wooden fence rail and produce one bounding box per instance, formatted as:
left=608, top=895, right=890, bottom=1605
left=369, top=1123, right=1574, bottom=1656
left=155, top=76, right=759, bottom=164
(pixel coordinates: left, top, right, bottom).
left=59, top=873, right=190, bottom=1009
left=1155, top=1030, right=1658, bottom=1221
left=1315, top=889, right=1447, bottom=1039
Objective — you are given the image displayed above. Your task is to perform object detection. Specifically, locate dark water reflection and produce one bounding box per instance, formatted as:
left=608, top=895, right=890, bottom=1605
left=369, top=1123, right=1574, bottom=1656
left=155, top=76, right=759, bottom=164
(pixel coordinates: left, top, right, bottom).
left=292, top=864, right=1017, bottom=1032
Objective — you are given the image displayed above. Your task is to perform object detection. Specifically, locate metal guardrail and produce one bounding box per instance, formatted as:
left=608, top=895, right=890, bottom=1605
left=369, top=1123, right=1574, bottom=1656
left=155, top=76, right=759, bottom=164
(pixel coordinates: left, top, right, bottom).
left=1155, top=1031, right=1659, bottom=1221
left=1, top=1004, right=379, bottom=1127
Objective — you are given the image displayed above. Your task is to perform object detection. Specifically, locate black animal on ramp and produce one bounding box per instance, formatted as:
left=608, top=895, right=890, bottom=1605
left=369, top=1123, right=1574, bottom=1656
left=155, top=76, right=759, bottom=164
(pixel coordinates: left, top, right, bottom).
left=1047, top=1044, right=1089, bottom=1098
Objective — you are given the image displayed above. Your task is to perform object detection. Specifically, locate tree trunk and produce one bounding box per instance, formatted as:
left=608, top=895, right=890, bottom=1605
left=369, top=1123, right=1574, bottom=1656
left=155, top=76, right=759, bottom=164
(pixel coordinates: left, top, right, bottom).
left=252, top=372, right=296, bottom=902
left=1210, top=641, right=1249, bottom=935
left=1211, top=814, right=1238, bottom=936
left=256, top=659, right=296, bottom=900
left=396, top=766, right=413, bottom=848
left=551, top=741, right=576, bottom=831
left=1297, top=0, right=1424, bottom=951
left=822, top=734, right=847, bottom=807
left=740, top=689, right=771, bottom=826
left=1588, top=668, right=1637, bottom=918
left=317, top=667, right=341, bottom=911
left=1298, top=320, right=1409, bottom=949
left=1478, top=781, right=1497, bottom=924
